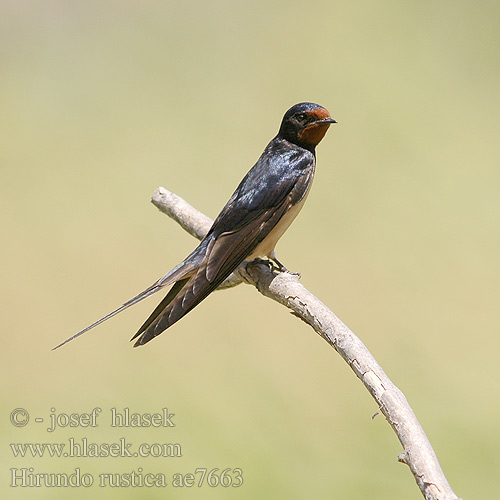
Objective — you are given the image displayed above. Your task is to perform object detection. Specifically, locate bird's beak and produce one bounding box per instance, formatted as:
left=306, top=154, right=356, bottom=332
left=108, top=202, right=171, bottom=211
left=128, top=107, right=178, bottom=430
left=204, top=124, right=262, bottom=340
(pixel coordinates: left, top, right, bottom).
left=318, top=117, right=337, bottom=124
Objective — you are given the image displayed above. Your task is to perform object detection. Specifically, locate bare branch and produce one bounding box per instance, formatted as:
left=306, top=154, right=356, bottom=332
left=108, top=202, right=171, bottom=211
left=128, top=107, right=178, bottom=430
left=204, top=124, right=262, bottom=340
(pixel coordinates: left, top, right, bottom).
left=152, top=186, right=461, bottom=500
left=152, top=187, right=213, bottom=240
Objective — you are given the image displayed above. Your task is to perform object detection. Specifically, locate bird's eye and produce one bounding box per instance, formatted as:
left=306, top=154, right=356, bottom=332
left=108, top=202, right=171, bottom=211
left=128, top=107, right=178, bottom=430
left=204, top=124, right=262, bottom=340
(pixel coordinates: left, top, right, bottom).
left=296, top=113, right=308, bottom=122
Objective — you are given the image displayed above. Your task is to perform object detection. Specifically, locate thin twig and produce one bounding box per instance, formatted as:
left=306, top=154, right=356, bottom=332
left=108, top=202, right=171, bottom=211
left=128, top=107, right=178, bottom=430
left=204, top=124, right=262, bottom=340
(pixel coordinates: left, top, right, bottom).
left=152, top=186, right=461, bottom=500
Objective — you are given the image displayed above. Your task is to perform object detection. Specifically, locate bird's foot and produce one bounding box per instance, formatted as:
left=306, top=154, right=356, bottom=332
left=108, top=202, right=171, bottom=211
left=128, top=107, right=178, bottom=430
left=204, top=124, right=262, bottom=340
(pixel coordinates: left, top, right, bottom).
left=250, top=258, right=301, bottom=278
left=251, top=258, right=275, bottom=272
left=269, top=257, right=301, bottom=278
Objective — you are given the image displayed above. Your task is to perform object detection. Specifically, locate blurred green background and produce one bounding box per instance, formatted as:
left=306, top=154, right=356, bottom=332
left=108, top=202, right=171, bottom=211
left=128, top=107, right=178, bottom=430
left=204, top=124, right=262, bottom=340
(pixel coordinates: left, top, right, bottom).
left=2, top=1, right=499, bottom=498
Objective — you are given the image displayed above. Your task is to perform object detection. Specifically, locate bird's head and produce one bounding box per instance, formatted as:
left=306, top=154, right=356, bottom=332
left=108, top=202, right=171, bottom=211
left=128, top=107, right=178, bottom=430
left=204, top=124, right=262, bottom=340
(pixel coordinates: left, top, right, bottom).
left=278, top=102, right=336, bottom=150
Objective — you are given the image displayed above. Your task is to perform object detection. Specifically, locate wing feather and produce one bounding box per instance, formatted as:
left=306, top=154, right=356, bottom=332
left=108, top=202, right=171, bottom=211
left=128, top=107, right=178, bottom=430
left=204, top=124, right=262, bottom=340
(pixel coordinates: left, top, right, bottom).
left=132, top=190, right=295, bottom=346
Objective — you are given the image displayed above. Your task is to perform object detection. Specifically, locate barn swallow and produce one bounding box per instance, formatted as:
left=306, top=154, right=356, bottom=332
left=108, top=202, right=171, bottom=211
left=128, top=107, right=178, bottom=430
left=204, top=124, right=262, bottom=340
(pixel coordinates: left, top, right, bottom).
left=54, top=102, right=336, bottom=349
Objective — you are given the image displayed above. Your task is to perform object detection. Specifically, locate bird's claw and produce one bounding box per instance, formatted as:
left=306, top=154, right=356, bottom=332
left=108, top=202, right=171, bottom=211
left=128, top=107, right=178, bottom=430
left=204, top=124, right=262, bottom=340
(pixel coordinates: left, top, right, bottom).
left=252, top=257, right=301, bottom=278
left=270, top=256, right=301, bottom=277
